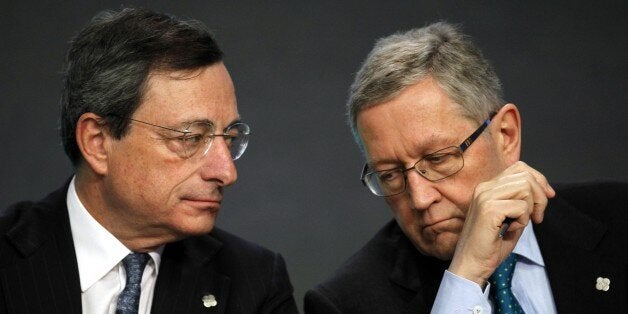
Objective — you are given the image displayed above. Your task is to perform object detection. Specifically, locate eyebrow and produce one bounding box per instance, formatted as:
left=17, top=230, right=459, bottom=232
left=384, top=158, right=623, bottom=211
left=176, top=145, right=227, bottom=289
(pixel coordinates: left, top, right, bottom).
left=176, top=117, right=242, bottom=130
left=367, top=133, right=459, bottom=168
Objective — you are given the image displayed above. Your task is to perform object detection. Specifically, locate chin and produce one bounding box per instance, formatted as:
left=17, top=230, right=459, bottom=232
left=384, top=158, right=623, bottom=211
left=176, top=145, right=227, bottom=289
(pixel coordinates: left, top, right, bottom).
left=415, top=233, right=458, bottom=261
left=170, top=216, right=217, bottom=237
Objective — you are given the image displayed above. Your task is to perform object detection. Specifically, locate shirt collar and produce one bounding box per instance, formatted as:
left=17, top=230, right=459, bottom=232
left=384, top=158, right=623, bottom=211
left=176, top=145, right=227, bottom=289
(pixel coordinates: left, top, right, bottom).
left=66, top=177, right=163, bottom=292
left=513, top=222, right=545, bottom=266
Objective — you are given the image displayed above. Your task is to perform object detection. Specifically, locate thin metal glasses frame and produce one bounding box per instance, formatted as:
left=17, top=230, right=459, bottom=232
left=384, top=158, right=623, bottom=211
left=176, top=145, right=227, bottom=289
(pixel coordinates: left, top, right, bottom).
left=360, top=115, right=494, bottom=197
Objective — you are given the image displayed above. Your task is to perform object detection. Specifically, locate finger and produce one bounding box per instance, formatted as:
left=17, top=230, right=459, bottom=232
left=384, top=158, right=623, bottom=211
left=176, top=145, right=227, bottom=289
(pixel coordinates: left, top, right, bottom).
left=482, top=197, right=530, bottom=231
left=495, top=170, right=549, bottom=223
left=517, top=171, right=549, bottom=223
left=508, top=161, right=555, bottom=197
left=481, top=198, right=529, bottom=240
left=475, top=180, right=538, bottom=229
left=516, top=172, right=547, bottom=220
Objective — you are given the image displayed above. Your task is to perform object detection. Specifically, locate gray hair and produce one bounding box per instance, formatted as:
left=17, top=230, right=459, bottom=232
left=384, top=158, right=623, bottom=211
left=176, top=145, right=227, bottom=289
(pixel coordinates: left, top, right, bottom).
left=347, top=22, right=504, bottom=147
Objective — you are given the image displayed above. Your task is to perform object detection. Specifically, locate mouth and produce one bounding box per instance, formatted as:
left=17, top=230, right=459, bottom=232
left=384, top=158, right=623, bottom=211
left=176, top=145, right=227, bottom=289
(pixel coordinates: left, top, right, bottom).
left=181, top=198, right=222, bottom=212
left=421, top=217, right=464, bottom=234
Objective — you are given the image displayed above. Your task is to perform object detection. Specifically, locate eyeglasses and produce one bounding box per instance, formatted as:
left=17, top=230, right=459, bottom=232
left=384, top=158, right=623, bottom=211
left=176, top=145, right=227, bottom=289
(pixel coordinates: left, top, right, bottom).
left=360, top=116, right=493, bottom=197
left=129, top=118, right=250, bottom=160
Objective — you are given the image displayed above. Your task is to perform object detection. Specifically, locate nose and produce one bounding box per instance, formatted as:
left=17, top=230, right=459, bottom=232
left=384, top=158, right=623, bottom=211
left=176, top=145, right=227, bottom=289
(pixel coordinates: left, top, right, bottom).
left=199, top=137, right=238, bottom=186
left=404, top=170, right=441, bottom=211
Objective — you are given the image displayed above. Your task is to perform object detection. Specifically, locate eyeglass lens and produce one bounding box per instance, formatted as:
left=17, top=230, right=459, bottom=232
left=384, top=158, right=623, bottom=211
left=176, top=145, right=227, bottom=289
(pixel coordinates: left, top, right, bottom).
left=175, top=122, right=250, bottom=160
left=225, top=122, right=250, bottom=160
left=364, top=146, right=464, bottom=196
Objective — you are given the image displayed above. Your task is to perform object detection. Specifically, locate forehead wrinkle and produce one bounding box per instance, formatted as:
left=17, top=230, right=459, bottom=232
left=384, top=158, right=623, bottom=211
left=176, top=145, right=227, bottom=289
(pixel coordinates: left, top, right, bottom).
left=421, top=132, right=459, bottom=153
left=368, top=129, right=460, bottom=168
left=362, top=114, right=409, bottom=166
left=361, top=77, right=481, bottom=171
left=401, top=130, right=457, bottom=165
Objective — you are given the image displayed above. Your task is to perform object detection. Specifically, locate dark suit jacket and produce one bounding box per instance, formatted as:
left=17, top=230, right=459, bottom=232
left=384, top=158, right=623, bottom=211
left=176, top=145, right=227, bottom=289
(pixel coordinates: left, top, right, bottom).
left=0, top=183, right=298, bottom=314
left=304, top=182, right=628, bottom=313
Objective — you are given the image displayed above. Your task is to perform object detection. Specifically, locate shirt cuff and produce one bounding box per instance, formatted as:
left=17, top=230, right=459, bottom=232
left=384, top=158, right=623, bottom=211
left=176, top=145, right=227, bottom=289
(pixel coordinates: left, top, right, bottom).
left=431, top=270, right=492, bottom=314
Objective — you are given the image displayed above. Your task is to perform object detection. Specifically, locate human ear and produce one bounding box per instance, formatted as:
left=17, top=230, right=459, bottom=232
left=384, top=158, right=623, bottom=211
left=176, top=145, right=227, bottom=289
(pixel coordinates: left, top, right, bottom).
left=492, top=103, right=522, bottom=165
left=75, top=112, right=110, bottom=175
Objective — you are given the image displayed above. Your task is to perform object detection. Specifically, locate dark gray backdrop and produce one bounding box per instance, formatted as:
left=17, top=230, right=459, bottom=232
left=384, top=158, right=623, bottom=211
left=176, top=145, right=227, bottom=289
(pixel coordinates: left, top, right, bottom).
left=2, top=1, right=627, bottom=311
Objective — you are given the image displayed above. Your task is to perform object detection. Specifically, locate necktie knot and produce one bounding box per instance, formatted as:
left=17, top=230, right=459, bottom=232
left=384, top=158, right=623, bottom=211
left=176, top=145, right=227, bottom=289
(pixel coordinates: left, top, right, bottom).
left=489, top=253, right=517, bottom=291
left=116, top=252, right=150, bottom=314
left=489, top=253, right=525, bottom=314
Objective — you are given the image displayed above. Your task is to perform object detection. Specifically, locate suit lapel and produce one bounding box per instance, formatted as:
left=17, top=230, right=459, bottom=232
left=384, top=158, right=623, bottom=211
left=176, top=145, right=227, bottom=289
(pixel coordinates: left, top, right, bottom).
left=387, top=224, right=449, bottom=313
left=0, top=184, right=82, bottom=313
left=152, top=234, right=230, bottom=314
left=535, top=196, right=626, bottom=312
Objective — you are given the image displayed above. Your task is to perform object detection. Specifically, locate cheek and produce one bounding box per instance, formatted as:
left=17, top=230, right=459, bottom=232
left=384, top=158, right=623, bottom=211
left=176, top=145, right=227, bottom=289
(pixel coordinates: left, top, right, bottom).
left=384, top=196, right=403, bottom=216
left=110, top=144, right=190, bottom=205
left=439, top=160, right=503, bottom=214
left=385, top=196, right=417, bottom=228
left=135, top=160, right=191, bottom=203
left=438, top=176, right=478, bottom=216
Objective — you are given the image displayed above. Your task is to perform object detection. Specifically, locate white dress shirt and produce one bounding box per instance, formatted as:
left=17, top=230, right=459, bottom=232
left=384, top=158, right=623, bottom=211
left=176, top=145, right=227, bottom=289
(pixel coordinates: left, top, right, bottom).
left=432, top=223, right=557, bottom=313
left=67, top=177, right=164, bottom=314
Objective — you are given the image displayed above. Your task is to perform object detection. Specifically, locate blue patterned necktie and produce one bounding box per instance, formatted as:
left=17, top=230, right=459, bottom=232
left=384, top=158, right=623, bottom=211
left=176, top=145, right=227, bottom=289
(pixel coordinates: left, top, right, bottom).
left=116, top=253, right=150, bottom=314
left=489, top=253, right=525, bottom=314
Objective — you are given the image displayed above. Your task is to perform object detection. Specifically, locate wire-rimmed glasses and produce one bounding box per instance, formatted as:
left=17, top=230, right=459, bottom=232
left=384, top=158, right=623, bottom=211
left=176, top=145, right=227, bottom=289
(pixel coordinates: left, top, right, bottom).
left=129, top=118, right=250, bottom=160
left=360, top=116, right=493, bottom=197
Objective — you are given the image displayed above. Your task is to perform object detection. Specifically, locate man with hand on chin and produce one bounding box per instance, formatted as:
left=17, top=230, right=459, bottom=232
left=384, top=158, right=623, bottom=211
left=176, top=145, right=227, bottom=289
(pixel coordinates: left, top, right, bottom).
left=0, top=8, right=297, bottom=313
left=305, top=22, right=627, bottom=313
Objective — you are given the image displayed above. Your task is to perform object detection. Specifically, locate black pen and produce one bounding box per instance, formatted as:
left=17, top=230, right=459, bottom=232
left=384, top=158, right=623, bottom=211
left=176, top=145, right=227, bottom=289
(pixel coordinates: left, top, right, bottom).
left=498, top=218, right=515, bottom=238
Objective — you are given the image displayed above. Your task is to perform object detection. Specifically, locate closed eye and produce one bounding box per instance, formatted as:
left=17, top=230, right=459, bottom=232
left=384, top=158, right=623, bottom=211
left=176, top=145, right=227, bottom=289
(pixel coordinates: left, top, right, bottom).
left=377, top=169, right=402, bottom=182
left=424, top=153, right=451, bottom=164
left=182, top=133, right=204, bottom=143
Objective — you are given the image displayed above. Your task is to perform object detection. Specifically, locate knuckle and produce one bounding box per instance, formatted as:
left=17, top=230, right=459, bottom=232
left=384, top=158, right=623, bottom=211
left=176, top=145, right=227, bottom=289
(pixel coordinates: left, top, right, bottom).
left=473, top=181, right=490, bottom=197
left=537, top=196, right=549, bottom=208
left=513, top=160, right=527, bottom=169
left=515, top=199, right=529, bottom=210
left=475, top=191, right=488, bottom=206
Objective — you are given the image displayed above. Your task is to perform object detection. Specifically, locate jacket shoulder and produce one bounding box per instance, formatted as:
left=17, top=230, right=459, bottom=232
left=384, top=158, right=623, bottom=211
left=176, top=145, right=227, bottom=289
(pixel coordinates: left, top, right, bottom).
left=0, top=185, right=68, bottom=266
left=210, top=227, right=280, bottom=263
left=208, top=228, right=298, bottom=313
left=305, top=221, right=405, bottom=312
left=553, top=181, right=628, bottom=224
left=0, top=200, right=35, bottom=231
left=0, top=201, right=36, bottom=265
left=554, top=181, right=628, bottom=201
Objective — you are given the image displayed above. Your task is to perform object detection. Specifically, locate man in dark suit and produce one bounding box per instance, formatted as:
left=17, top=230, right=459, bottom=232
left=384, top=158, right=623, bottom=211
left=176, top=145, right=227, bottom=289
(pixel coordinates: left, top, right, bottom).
left=0, top=8, right=297, bottom=313
left=305, top=22, right=627, bottom=313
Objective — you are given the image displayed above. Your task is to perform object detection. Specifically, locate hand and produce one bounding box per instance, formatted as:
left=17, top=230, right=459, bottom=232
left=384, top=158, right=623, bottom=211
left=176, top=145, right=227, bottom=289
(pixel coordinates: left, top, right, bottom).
left=447, top=161, right=555, bottom=287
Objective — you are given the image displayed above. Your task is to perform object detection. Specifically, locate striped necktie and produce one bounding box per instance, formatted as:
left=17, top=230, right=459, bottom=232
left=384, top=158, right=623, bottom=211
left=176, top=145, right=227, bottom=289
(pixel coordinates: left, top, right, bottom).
left=489, top=253, right=525, bottom=314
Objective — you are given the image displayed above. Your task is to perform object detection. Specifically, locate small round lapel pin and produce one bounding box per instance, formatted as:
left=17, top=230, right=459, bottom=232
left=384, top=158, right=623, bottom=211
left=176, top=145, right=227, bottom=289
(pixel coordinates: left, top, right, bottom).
left=202, top=294, right=218, bottom=308
left=595, top=277, right=610, bottom=291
